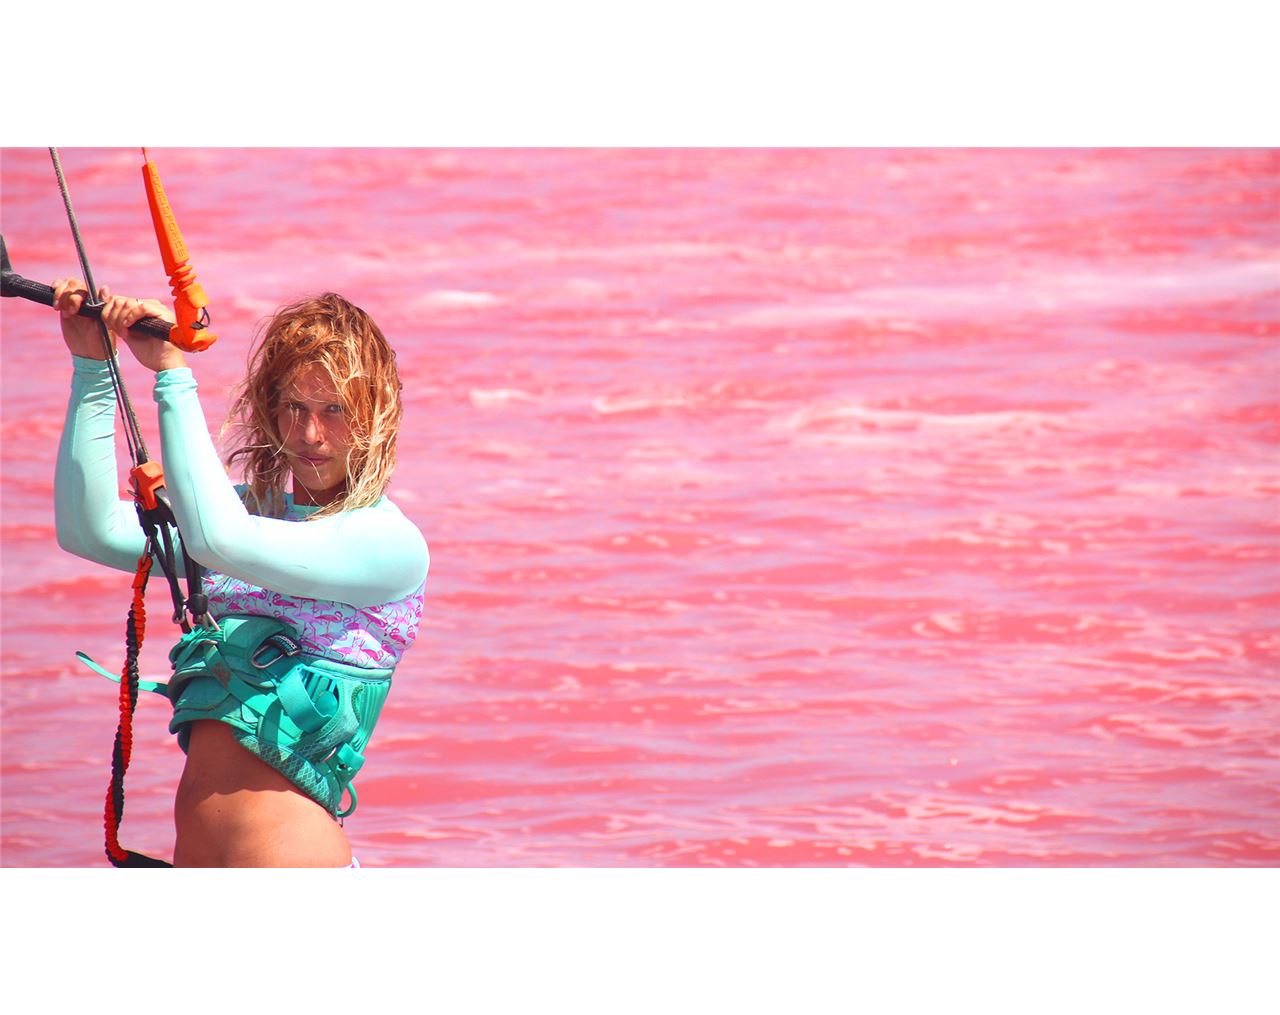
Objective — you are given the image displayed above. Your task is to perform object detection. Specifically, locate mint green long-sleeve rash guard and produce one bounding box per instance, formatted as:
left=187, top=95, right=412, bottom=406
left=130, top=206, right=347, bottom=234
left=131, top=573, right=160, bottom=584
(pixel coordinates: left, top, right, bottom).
left=55, top=357, right=428, bottom=610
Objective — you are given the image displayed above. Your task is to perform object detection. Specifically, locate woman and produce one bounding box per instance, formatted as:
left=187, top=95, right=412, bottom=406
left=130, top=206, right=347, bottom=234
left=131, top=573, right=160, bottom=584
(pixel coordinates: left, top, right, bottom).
left=53, top=280, right=428, bottom=867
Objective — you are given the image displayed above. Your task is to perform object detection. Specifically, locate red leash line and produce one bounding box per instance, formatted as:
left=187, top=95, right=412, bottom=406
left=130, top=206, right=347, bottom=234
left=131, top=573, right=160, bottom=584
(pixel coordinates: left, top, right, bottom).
left=104, top=555, right=151, bottom=866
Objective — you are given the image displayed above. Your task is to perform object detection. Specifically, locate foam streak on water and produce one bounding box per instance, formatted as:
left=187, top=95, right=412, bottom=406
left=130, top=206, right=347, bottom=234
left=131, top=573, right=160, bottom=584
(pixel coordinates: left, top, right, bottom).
left=2, top=147, right=1277, bottom=866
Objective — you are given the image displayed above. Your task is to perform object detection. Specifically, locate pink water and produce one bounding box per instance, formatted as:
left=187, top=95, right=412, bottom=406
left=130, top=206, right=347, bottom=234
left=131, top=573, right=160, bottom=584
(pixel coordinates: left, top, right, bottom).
left=1, top=148, right=1277, bottom=867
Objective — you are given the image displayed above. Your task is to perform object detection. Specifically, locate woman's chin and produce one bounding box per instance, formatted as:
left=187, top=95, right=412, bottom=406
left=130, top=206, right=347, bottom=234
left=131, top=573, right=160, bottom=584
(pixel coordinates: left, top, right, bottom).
left=292, top=477, right=346, bottom=506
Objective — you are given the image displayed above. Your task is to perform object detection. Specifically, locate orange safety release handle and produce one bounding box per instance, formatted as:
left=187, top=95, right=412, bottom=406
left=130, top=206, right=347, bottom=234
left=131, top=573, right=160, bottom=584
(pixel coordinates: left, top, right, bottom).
left=141, top=150, right=217, bottom=353
left=130, top=460, right=166, bottom=512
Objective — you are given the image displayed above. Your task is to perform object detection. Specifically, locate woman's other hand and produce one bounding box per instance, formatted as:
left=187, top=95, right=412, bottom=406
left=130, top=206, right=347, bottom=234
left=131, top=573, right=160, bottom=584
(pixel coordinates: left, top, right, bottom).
left=53, top=278, right=114, bottom=360
left=101, top=293, right=187, bottom=373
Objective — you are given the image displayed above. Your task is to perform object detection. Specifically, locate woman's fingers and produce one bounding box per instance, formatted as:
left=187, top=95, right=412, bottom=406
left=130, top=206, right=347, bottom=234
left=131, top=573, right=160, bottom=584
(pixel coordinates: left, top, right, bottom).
left=139, top=298, right=174, bottom=324
left=52, top=277, right=90, bottom=316
left=52, top=280, right=151, bottom=327
left=102, top=295, right=128, bottom=335
left=102, top=294, right=133, bottom=336
left=120, top=298, right=145, bottom=334
left=102, top=294, right=170, bottom=336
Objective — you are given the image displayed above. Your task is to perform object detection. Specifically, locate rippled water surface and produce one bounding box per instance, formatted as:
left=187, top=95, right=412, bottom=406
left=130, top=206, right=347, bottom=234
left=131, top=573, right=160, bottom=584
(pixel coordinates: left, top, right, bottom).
left=2, top=147, right=1277, bottom=867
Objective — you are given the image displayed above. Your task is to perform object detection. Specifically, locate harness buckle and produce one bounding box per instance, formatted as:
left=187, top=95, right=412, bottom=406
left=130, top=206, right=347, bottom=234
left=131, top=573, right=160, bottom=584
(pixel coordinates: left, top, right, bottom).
left=251, top=632, right=302, bottom=670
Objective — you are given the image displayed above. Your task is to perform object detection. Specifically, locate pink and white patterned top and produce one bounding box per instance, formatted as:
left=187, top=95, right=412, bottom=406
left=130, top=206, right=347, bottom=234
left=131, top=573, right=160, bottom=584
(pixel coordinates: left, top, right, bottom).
left=202, top=496, right=425, bottom=669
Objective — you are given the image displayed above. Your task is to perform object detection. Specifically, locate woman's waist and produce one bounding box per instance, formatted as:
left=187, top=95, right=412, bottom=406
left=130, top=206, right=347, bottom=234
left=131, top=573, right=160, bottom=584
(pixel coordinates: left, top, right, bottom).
left=175, top=721, right=350, bottom=865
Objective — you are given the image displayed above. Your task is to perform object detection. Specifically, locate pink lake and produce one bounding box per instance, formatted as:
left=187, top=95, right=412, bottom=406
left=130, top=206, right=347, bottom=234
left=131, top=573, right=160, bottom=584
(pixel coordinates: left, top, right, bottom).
left=1, top=147, right=1277, bottom=867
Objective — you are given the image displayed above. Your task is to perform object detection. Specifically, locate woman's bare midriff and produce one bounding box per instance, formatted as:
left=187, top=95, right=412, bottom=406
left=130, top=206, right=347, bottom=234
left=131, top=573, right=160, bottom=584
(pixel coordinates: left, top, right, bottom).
left=173, top=720, right=352, bottom=868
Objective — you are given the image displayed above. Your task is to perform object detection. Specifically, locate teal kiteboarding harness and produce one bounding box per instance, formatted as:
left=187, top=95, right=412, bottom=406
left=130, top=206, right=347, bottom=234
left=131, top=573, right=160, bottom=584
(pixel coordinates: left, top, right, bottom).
left=79, top=614, right=393, bottom=818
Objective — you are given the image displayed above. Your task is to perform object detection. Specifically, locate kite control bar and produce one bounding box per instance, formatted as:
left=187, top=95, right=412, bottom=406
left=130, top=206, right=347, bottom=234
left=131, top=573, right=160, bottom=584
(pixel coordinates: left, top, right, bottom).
left=5, top=150, right=218, bottom=354
left=0, top=234, right=174, bottom=341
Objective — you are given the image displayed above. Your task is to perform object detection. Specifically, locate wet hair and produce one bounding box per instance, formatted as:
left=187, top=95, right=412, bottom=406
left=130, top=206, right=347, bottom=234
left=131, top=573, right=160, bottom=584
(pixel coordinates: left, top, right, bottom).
left=223, top=293, right=402, bottom=520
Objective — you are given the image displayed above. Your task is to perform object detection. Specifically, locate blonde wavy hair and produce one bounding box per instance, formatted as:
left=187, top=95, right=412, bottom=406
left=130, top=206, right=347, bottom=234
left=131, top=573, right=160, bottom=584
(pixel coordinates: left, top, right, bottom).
left=223, top=293, right=402, bottom=521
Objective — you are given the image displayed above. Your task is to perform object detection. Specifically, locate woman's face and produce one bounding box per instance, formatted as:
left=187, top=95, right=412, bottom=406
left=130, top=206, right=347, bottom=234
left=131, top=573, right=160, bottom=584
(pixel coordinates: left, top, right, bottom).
left=275, top=364, right=354, bottom=506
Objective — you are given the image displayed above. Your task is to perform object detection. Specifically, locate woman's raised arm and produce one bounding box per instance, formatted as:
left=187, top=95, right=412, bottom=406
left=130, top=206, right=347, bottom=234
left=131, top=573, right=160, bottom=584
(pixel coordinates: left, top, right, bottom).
left=153, top=369, right=427, bottom=608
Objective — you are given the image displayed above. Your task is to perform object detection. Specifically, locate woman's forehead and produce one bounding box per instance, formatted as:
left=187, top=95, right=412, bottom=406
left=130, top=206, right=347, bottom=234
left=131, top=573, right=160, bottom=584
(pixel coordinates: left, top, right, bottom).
left=281, top=364, right=341, bottom=402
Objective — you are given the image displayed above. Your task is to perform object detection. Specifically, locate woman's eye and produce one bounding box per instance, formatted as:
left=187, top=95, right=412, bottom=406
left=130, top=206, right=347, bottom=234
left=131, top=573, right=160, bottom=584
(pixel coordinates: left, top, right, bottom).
left=326, top=404, right=344, bottom=415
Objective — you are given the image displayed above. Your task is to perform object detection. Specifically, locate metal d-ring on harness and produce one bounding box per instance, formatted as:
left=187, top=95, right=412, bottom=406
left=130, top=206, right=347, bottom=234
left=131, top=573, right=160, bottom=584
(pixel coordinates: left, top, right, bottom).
left=50, top=148, right=216, bottom=867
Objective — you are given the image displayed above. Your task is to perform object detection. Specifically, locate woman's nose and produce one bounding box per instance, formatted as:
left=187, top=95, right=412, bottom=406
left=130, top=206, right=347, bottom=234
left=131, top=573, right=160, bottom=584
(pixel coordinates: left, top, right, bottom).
left=302, top=412, right=324, bottom=445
